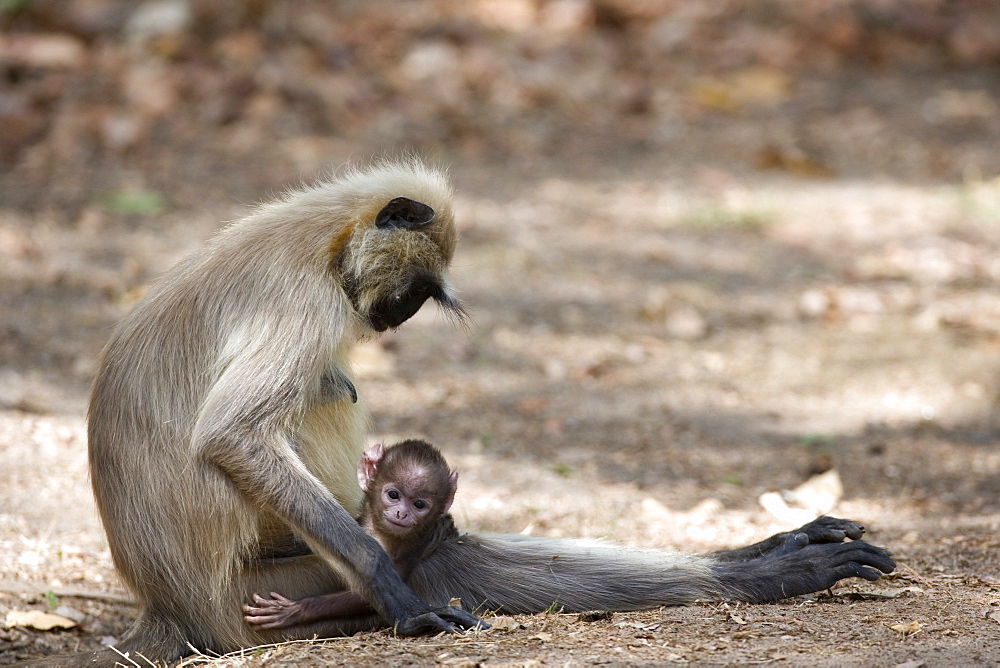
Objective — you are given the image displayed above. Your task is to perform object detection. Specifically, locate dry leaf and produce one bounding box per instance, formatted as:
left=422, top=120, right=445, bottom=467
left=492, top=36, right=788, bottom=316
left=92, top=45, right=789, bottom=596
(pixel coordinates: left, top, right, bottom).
left=786, top=469, right=843, bottom=513
left=729, top=611, right=749, bottom=625
left=577, top=610, right=613, bottom=623
left=755, top=146, right=836, bottom=178
left=894, top=660, right=925, bottom=668
left=690, top=78, right=740, bottom=113
left=5, top=609, right=77, bottom=630
left=447, top=597, right=463, bottom=608
left=758, top=491, right=816, bottom=525
left=616, top=621, right=661, bottom=631
left=690, top=67, right=791, bottom=113
left=759, top=469, right=844, bottom=523
left=889, top=620, right=924, bottom=636
left=487, top=616, right=522, bottom=631
left=0, top=34, right=86, bottom=68
left=530, top=632, right=553, bottom=642
left=933, top=89, right=997, bottom=120
left=839, top=586, right=924, bottom=600
left=985, top=609, right=1000, bottom=624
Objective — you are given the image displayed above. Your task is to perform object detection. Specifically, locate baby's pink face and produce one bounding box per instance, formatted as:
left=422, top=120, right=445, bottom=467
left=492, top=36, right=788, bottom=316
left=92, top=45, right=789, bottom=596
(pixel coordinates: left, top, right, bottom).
left=377, top=468, right=437, bottom=534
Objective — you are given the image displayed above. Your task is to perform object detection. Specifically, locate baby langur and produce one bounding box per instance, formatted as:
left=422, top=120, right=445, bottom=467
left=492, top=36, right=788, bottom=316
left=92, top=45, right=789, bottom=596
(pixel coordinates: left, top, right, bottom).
left=244, top=440, right=460, bottom=630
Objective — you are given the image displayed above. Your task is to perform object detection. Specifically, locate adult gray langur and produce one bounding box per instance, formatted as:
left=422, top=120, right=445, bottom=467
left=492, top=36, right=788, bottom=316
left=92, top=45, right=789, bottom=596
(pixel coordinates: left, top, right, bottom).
left=84, top=159, right=894, bottom=664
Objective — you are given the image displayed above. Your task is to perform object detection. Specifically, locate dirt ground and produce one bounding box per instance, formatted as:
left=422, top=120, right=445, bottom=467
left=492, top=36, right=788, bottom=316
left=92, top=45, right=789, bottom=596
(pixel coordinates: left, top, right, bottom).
left=3, top=1, right=1000, bottom=665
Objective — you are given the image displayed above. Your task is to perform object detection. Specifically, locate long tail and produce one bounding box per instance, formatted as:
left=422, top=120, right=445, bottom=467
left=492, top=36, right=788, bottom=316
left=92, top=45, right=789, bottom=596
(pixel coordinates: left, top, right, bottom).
left=407, top=533, right=720, bottom=614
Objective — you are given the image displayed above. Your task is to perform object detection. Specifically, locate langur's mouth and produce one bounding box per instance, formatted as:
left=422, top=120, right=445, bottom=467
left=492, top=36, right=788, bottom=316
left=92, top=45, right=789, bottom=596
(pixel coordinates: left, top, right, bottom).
left=369, top=278, right=440, bottom=332
left=368, top=276, right=467, bottom=332
left=382, top=517, right=416, bottom=532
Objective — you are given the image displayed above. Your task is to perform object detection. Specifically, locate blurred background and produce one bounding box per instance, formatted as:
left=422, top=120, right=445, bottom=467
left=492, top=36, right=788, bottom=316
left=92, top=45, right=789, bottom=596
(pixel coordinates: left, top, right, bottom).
left=2, top=0, right=1000, bottom=661
left=3, top=0, right=999, bottom=209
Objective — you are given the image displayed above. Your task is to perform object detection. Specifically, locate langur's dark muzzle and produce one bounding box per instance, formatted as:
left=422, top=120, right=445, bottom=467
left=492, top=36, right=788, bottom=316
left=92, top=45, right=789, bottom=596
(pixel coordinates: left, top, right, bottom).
left=368, top=278, right=443, bottom=332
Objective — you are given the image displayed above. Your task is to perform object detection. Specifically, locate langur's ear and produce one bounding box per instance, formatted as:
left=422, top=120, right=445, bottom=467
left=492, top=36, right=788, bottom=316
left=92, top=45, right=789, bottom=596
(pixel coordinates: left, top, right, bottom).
left=443, top=471, right=458, bottom=512
left=357, top=442, right=385, bottom=491
left=374, top=197, right=435, bottom=231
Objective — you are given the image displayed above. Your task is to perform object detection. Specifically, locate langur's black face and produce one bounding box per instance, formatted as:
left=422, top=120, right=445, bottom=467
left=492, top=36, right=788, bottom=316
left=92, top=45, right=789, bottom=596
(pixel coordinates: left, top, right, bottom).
left=368, top=273, right=447, bottom=332
left=341, top=196, right=466, bottom=332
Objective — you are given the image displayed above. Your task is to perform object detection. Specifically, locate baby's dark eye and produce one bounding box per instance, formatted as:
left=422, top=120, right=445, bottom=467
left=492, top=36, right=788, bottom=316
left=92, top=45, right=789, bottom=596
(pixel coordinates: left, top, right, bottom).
left=387, top=489, right=400, bottom=500
left=414, top=499, right=427, bottom=510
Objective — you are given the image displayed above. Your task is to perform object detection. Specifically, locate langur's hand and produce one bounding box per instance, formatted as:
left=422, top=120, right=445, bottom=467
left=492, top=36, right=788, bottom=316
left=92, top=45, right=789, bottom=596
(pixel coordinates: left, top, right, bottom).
left=395, top=605, right=488, bottom=636
left=433, top=605, right=489, bottom=631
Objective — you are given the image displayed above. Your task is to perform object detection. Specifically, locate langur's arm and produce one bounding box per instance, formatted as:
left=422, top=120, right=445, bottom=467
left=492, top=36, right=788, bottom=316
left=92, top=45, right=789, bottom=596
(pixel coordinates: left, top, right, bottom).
left=195, top=326, right=480, bottom=634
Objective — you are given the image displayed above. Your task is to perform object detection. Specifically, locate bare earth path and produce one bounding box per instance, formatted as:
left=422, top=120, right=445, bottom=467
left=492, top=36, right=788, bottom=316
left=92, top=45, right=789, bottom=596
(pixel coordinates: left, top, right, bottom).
left=2, top=2, right=1000, bottom=664
left=4, top=159, right=1000, bottom=665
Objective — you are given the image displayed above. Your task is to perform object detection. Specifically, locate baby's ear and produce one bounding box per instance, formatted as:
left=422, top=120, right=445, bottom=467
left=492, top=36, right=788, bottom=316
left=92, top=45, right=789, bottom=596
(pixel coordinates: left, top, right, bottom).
left=357, top=442, right=385, bottom=491
left=443, top=471, right=458, bottom=512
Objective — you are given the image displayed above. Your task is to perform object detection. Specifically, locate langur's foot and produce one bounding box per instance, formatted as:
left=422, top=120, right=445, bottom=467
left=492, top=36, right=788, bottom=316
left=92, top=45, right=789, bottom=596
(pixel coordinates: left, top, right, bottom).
left=789, top=516, right=867, bottom=544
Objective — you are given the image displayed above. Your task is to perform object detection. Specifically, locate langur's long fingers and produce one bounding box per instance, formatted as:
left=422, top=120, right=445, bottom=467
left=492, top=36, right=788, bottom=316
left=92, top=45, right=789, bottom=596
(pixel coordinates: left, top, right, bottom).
left=245, top=598, right=286, bottom=616
left=246, top=617, right=283, bottom=630
left=243, top=606, right=275, bottom=617
left=432, top=605, right=488, bottom=631
left=838, top=541, right=896, bottom=577
left=244, top=613, right=272, bottom=624
left=395, top=612, right=461, bottom=636
left=864, top=544, right=896, bottom=574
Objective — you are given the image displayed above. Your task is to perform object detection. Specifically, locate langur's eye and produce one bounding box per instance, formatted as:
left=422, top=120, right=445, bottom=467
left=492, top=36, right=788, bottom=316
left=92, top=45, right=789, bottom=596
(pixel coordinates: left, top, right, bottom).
left=414, top=499, right=427, bottom=510
left=387, top=489, right=400, bottom=500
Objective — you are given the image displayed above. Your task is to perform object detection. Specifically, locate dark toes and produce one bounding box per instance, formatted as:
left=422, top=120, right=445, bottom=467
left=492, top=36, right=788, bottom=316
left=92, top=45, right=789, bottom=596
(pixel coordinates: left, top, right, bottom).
left=800, top=517, right=866, bottom=543
left=843, top=522, right=865, bottom=541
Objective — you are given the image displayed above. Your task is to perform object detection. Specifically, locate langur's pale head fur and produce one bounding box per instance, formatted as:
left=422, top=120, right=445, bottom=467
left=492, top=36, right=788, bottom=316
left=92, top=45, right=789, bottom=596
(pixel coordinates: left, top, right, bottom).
left=222, top=157, right=465, bottom=335
left=331, top=159, right=466, bottom=332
